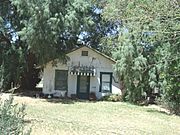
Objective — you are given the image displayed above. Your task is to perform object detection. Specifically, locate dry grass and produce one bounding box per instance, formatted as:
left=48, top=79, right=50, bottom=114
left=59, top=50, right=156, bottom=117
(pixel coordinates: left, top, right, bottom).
left=2, top=93, right=180, bottom=135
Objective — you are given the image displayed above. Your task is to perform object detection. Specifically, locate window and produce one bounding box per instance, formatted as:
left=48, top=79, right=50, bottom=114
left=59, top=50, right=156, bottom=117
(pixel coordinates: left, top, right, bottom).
left=55, top=70, right=68, bottom=91
left=100, top=72, right=112, bottom=93
left=81, top=51, right=88, bottom=56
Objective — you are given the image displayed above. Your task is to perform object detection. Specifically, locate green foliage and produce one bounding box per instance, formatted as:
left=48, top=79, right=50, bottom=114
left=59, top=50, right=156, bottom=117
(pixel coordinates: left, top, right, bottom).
left=1, top=0, right=111, bottom=90
left=11, top=0, right=118, bottom=64
left=12, top=0, right=93, bottom=64
left=0, top=1, right=27, bottom=90
left=100, top=94, right=122, bottom=102
left=156, top=43, right=180, bottom=115
left=102, top=0, right=180, bottom=113
left=0, top=42, right=25, bottom=90
left=0, top=95, right=31, bottom=134
left=113, top=33, right=148, bottom=103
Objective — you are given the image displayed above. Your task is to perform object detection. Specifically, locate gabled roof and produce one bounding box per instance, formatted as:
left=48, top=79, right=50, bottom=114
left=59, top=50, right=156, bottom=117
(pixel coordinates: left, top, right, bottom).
left=67, top=46, right=116, bottom=63
left=36, top=46, right=116, bottom=69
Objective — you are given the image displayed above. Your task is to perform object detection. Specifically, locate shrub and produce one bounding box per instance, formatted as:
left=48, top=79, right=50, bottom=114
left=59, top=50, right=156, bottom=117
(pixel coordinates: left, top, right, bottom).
left=155, top=97, right=180, bottom=115
left=101, top=94, right=122, bottom=102
left=0, top=95, right=31, bottom=135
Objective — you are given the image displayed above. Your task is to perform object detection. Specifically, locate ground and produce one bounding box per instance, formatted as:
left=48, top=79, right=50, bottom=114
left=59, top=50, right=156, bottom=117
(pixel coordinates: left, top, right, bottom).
left=1, top=94, right=180, bottom=135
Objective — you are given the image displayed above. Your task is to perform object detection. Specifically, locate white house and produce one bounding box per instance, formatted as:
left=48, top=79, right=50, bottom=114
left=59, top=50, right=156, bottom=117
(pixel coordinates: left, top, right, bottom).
left=42, top=46, right=121, bottom=99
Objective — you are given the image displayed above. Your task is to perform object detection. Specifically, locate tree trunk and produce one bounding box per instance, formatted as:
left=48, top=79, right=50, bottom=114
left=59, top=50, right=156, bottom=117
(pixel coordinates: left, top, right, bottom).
left=20, top=52, right=40, bottom=90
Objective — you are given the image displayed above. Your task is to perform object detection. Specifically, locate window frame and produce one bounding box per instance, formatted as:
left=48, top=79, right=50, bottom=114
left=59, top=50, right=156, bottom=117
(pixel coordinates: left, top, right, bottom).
left=99, top=72, right=112, bottom=93
left=54, top=70, right=68, bottom=91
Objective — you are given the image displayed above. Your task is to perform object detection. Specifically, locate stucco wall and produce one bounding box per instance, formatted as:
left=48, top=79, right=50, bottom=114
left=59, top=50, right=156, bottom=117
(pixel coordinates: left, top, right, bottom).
left=43, top=46, right=121, bottom=99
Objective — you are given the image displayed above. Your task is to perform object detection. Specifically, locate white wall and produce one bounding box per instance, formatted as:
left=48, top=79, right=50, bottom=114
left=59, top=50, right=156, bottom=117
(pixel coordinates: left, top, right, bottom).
left=43, top=46, right=121, bottom=99
left=43, top=64, right=54, bottom=94
left=67, top=74, right=77, bottom=97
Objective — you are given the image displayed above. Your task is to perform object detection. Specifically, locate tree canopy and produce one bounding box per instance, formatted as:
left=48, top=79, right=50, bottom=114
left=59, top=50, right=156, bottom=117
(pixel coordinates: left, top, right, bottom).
left=0, top=0, right=116, bottom=90
left=102, top=0, right=180, bottom=114
left=0, top=0, right=179, bottom=114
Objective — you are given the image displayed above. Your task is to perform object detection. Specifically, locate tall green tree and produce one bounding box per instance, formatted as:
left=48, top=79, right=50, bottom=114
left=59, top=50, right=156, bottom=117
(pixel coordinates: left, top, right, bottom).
left=0, top=0, right=26, bottom=90
left=12, top=0, right=93, bottom=64
left=0, top=0, right=115, bottom=90
left=13, top=0, right=118, bottom=64
left=102, top=0, right=180, bottom=113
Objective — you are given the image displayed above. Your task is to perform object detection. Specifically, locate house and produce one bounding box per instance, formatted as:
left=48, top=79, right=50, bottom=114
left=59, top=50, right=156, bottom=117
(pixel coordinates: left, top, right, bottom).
left=42, top=46, right=121, bottom=99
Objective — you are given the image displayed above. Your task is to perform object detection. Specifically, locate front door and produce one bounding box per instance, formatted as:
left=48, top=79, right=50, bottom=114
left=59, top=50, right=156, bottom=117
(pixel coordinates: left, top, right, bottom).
left=77, top=75, right=90, bottom=99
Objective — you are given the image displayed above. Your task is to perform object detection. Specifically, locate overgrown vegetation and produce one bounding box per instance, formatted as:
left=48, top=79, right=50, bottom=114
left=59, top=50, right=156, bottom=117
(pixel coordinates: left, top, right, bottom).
left=102, top=0, right=180, bottom=114
left=0, top=95, right=30, bottom=134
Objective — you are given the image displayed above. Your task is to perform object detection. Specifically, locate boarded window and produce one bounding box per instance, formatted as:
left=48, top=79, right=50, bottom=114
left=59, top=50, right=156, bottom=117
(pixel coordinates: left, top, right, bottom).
left=81, top=51, right=88, bottom=56
left=100, top=72, right=112, bottom=93
left=55, top=70, right=68, bottom=91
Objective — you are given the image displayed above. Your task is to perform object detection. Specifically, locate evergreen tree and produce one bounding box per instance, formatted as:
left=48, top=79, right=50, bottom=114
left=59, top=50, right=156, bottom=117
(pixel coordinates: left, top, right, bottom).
left=102, top=0, right=180, bottom=113
left=0, top=0, right=115, bottom=90
left=0, top=0, right=26, bottom=90
left=12, top=0, right=92, bottom=64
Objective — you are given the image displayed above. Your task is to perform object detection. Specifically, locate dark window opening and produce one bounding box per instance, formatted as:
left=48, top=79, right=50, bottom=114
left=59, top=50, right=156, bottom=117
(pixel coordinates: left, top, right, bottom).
left=55, top=70, right=68, bottom=91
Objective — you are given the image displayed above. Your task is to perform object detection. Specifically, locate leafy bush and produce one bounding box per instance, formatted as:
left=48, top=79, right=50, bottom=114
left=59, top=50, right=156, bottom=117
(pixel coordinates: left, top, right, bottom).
left=161, top=98, right=180, bottom=115
left=0, top=95, right=31, bottom=135
left=101, top=94, right=122, bottom=102
left=156, top=97, right=180, bottom=115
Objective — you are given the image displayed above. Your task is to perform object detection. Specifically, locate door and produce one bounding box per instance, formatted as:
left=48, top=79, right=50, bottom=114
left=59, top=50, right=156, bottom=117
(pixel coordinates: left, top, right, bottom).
left=77, top=75, right=90, bottom=99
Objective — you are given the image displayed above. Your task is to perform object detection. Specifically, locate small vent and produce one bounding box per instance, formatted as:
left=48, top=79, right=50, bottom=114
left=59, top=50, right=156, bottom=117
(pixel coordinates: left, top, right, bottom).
left=81, top=51, right=88, bottom=56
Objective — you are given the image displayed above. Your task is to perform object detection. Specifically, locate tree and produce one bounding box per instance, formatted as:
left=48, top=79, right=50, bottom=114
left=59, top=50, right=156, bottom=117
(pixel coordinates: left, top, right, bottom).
left=102, top=0, right=180, bottom=113
left=0, top=0, right=116, bottom=91
left=0, top=0, right=25, bottom=90
left=12, top=0, right=94, bottom=64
